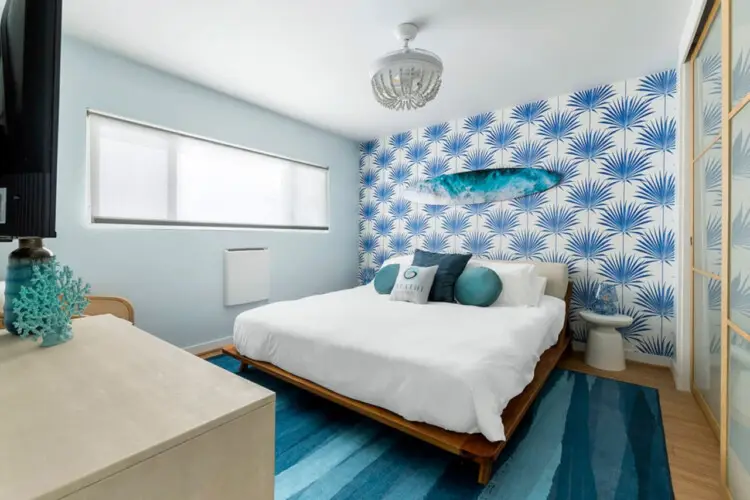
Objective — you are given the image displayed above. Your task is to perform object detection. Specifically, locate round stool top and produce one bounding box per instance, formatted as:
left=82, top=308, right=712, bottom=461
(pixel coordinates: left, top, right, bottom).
left=580, top=309, right=633, bottom=328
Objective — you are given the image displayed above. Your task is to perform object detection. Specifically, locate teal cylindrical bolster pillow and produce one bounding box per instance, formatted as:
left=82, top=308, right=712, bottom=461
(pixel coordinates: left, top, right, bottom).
left=454, top=267, right=503, bottom=307
left=374, top=264, right=400, bottom=294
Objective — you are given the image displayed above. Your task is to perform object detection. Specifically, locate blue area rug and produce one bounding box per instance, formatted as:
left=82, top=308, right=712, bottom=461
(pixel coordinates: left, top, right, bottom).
left=208, top=355, right=673, bottom=499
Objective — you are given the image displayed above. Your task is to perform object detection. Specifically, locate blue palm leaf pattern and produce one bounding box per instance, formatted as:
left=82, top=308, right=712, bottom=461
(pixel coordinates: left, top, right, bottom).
left=732, top=130, right=750, bottom=180
left=731, top=274, right=750, bottom=317
left=423, top=204, right=449, bottom=220
left=567, top=85, right=616, bottom=113
left=405, top=140, right=429, bottom=165
left=567, top=130, right=614, bottom=162
left=600, top=254, right=651, bottom=288
left=599, top=201, right=652, bottom=236
left=571, top=322, right=589, bottom=343
left=462, top=149, right=496, bottom=171
left=422, top=122, right=451, bottom=145
left=600, top=96, right=653, bottom=131
left=703, top=102, right=722, bottom=136
left=510, top=192, right=546, bottom=214
left=636, top=335, right=675, bottom=358
left=441, top=210, right=471, bottom=236
left=707, top=214, right=722, bottom=252
left=422, top=233, right=451, bottom=254
left=487, top=122, right=522, bottom=152
left=422, top=157, right=451, bottom=179
left=636, top=69, right=677, bottom=100
left=373, top=248, right=393, bottom=269
left=373, top=183, right=395, bottom=205
left=732, top=206, right=750, bottom=250
left=463, top=112, right=496, bottom=136
left=360, top=168, right=378, bottom=189
left=486, top=250, right=517, bottom=261
left=701, top=53, right=722, bottom=95
left=634, top=228, right=675, bottom=264
left=636, top=117, right=677, bottom=155
left=617, top=306, right=650, bottom=344
left=565, top=229, right=613, bottom=262
left=388, top=131, right=412, bottom=150
left=372, top=215, right=394, bottom=237
left=374, top=148, right=396, bottom=171
left=733, top=50, right=750, bottom=104
left=572, top=276, right=600, bottom=310
left=540, top=251, right=578, bottom=276
left=360, top=139, right=380, bottom=156
left=634, top=282, right=675, bottom=319
left=537, top=206, right=577, bottom=236
left=704, top=156, right=722, bottom=193
left=388, top=198, right=411, bottom=220
left=542, top=157, right=580, bottom=187
left=441, top=132, right=472, bottom=159
left=510, top=100, right=550, bottom=124
left=508, top=230, right=548, bottom=259
left=708, top=278, right=722, bottom=310
left=358, top=266, right=376, bottom=285
left=510, top=140, right=549, bottom=168
left=463, top=202, right=493, bottom=217
left=461, top=232, right=494, bottom=257
left=405, top=213, right=429, bottom=238
left=388, top=163, right=412, bottom=186
left=388, top=233, right=412, bottom=256
left=360, top=233, right=378, bottom=254
left=484, top=208, right=520, bottom=236
left=538, top=110, right=580, bottom=143
left=600, top=149, right=652, bottom=185
left=634, top=172, right=676, bottom=209
left=359, top=201, right=379, bottom=221
left=566, top=179, right=614, bottom=212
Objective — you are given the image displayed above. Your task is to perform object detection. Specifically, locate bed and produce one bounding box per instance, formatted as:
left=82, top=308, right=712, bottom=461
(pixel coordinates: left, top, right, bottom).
left=223, top=260, right=571, bottom=484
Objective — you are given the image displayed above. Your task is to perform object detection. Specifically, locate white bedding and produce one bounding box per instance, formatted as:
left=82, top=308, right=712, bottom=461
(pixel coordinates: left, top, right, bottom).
left=233, top=286, right=566, bottom=442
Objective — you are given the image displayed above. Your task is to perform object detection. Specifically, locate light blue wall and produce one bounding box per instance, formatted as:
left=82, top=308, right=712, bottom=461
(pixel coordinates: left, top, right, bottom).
left=0, top=36, right=360, bottom=348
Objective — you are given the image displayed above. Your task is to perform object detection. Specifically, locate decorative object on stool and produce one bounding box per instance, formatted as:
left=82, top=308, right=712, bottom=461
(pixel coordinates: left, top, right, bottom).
left=12, top=257, right=91, bottom=347
left=4, top=238, right=54, bottom=335
left=580, top=309, right=633, bottom=371
left=591, top=282, right=619, bottom=316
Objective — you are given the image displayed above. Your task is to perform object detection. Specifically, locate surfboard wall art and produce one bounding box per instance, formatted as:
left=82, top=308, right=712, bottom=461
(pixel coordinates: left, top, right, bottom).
left=403, top=167, right=563, bottom=205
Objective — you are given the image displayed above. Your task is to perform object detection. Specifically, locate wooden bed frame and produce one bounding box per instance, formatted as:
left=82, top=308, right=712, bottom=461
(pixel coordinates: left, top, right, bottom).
left=222, top=282, right=572, bottom=485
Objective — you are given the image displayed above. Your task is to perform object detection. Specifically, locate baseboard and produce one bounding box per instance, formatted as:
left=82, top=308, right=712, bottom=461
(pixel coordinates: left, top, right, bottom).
left=572, top=341, right=672, bottom=367
left=184, top=336, right=233, bottom=355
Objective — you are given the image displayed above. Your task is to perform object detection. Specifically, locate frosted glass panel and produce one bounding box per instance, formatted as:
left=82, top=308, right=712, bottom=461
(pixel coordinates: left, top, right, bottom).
left=694, top=148, right=723, bottom=276
left=694, top=273, right=723, bottom=420
left=728, top=329, right=750, bottom=497
left=695, top=8, right=722, bottom=155
left=733, top=0, right=750, bottom=106
left=731, top=101, right=750, bottom=332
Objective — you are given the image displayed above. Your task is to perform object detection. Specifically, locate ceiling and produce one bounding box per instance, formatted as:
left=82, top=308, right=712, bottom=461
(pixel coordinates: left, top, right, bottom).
left=62, top=0, right=691, bottom=141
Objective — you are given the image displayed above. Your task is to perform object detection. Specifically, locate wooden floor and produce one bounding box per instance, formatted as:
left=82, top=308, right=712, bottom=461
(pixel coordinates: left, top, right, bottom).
left=560, top=353, right=721, bottom=500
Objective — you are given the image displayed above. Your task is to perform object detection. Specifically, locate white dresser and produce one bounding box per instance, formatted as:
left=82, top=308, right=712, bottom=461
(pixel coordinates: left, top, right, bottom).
left=0, top=315, right=275, bottom=500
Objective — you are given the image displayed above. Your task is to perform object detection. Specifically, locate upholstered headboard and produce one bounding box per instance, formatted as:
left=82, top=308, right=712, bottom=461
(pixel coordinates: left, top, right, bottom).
left=513, top=260, right=569, bottom=299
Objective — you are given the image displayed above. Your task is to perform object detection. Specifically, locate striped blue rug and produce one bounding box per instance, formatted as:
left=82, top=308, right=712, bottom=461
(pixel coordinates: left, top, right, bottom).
left=209, top=355, right=673, bottom=499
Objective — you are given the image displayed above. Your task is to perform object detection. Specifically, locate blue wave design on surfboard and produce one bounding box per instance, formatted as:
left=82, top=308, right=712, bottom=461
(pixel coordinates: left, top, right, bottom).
left=404, top=167, right=563, bottom=204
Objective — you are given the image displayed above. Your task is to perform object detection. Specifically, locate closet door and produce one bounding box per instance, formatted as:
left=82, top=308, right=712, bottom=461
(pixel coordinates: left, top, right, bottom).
left=693, top=4, right=723, bottom=430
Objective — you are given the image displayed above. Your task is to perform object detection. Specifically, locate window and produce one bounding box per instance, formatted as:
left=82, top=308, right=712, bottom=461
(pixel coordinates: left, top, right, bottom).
left=87, top=111, right=330, bottom=230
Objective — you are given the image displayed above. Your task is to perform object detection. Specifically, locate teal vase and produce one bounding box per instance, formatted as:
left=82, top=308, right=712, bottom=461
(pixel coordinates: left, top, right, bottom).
left=4, top=238, right=54, bottom=334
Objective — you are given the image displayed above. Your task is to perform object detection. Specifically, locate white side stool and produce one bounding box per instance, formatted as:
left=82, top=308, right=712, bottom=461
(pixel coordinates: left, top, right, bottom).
left=580, top=310, right=633, bottom=371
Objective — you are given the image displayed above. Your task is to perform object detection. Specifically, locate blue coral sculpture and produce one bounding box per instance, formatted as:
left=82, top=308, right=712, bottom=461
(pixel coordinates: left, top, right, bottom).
left=12, top=257, right=91, bottom=347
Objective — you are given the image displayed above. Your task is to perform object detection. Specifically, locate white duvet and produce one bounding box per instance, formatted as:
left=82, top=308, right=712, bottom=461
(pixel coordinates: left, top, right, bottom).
left=233, top=286, right=566, bottom=442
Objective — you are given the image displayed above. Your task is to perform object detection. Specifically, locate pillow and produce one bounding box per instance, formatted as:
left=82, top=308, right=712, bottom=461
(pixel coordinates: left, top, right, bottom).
left=466, top=260, right=537, bottom=307
left=454, top=267, right=503, bottom=307
left=527, top=276, right=548, bottom=306
left=373, top=264, right=400, bottom=294
left=381, top=253, right=414, bottom=270
left=390, top=265, right=439, bottom=305
left=412, top=250, right=472, bottom=302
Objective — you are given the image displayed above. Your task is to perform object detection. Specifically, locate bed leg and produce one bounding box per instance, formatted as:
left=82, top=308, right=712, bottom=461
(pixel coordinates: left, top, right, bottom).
left=239, top=362, right=248, bottom=372
left=477, top=459, right=493, bottom=485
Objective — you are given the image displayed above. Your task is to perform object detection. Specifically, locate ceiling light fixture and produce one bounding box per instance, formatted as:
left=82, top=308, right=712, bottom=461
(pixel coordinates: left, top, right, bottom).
left=370, top=23, right=443, bottom=111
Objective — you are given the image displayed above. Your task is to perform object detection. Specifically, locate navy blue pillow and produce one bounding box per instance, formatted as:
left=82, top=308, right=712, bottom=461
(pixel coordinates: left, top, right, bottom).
left=412, top=250, right=472, bottom=302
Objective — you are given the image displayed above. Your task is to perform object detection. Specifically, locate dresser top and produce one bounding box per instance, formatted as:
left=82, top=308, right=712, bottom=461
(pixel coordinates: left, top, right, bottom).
left=0, top=315, right=274, bottom=500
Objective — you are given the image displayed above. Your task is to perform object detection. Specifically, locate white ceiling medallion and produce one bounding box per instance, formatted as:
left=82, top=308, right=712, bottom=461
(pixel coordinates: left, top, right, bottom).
left=370, top=23, right=443, bottom=111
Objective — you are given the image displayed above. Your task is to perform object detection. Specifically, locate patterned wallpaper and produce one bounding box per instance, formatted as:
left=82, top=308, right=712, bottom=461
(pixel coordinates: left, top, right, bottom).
left=358, top=69, right=678, bottom=360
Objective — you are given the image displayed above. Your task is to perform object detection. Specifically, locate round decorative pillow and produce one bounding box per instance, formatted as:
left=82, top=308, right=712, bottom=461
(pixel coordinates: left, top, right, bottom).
left=454, top=267, right=503, bottom=307
left=373, top=264, right=400, bottom=294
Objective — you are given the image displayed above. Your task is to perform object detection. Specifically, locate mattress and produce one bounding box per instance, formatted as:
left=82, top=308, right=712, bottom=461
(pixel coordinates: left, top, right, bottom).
left=233, top=286, right=566, bottom=442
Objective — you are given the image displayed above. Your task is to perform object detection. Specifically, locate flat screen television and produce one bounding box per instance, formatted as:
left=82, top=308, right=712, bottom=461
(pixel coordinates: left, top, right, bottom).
left=0, top=0, right=62, bottom=240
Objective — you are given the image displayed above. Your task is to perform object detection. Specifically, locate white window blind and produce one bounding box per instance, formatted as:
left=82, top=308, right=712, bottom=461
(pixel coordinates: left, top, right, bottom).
left=88, top=111, right=330, bottom=230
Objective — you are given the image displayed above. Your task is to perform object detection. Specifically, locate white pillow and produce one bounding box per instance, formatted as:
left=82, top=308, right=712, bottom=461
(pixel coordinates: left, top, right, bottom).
left=528, top=276, right=548, bottom=307
left=381, top=253, right=414, bottom=270
left=466, top=260, right=537, bottom=307
left=390, top=265, right=439, bottom=305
